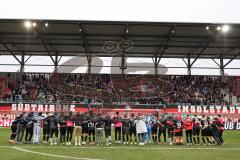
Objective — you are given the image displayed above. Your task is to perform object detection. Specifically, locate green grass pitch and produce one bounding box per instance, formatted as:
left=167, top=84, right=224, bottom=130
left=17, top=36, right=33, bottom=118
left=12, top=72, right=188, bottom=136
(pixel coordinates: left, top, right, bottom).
left=0, top=128, right=240, bottom=160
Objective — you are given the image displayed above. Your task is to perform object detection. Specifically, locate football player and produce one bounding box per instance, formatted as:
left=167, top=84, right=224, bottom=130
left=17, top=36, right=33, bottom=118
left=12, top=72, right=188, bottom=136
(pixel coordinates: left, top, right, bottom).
left=183, top=115, right=193, bottom=145
left=95, top=113, right=104, bottom=146
left=104, top=114, right=112, bottom=145
left=43, top=112, right=50, bottom=144
left=173, top=115, right=183, bottom=145
left=166, top=115, right=174, bottom=145
left=192, top=115, right=201, bottom=145
left=158, top=115, right=167, bottom=144
left=201, top=115, right=208, bottom=145
left=122, top=114, right=130, bottom=144
left=129, top=113, right=137, bottom=144
left=151, top=116, right=159, bottom=144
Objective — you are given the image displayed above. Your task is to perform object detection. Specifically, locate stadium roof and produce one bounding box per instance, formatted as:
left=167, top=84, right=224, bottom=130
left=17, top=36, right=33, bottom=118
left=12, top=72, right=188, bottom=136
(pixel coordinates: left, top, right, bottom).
left=0, top=19, right=240, bottom=60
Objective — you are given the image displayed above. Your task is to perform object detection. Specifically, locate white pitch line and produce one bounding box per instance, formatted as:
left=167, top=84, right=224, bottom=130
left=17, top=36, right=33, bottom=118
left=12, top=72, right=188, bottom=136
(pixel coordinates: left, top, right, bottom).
left=12, top=147, right=101, bottom=160
left=10, top=146, right=240, bottom=151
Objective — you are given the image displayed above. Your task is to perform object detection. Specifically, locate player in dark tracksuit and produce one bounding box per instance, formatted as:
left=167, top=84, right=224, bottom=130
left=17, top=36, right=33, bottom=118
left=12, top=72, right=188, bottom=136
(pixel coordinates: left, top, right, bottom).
left=24, top=112, right=34, bottom=144
left=129, top=114, right=137, bottom=144
left=212, top=118, right=222, bottom=145
left=88, top=115, right=96, bottom=145
left=151, top=117, right=159, bottom=144
left=201, top=115, right=208, bottom=145
left=16, top=113, right=28, bottom=144
left=81, top=113, right=89, bottom=145
left=158, top=117, right=167, bottom=144
left=104, top=114, right=112, bottom=145
left=166, top=116, right=174, bottom=145
left=9, top=116, right=20, bottom=144
left=43, top=113, right=50, bottom=144
left=49, top=113, right=59, bottom=145
left=206, top=117, right=215, bottom=145
left=122, top=115, right=130, bottom=144
left=192, top=115, right=201, bottom=145
left=59, top=113, right=67, bottom=145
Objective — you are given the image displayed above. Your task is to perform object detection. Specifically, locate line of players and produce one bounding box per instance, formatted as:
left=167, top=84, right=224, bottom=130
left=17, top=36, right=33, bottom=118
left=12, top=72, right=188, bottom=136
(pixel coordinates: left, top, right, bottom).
left=8, top=111, right=225, bottom=146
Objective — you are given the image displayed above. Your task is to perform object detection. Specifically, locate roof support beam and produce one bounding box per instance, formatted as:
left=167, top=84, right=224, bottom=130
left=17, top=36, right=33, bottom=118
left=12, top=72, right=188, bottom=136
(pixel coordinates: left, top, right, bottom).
left=223, top=51, right=240, bottom=68
left=211, top=58, right=220, bottom=67
left=152, top=53, right=162, bottom=76
left=1, top=42, right=21, bottom=64
left=24, top=55, right=31, bottom=63
left=220, top=54, right=225, bottom=77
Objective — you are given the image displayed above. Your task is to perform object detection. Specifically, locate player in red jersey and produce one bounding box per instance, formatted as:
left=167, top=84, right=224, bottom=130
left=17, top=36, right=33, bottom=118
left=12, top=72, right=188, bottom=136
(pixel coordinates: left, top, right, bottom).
left=174, top=115, right=183, bottom=145
left=192, top=115, right=201, bottom=145
left=166, top=115, right=174, bottom=145
left=183, top=115, right=193, bottom=145
left=217, top=114, right=225, bottom=145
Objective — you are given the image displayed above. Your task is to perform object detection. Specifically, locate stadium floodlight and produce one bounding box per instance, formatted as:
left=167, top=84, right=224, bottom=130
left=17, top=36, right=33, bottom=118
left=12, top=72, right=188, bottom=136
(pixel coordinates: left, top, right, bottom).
left=217, top=26, right=221, bottom=31
left=222, top=25, right=230, bottom=32
left=206, top=26, right=210, bottom=30
left=44, top=22, right=48, bottom=27
left=24, top=21, right=32, bottom=28
left=32, top=22, right=37, bottom=27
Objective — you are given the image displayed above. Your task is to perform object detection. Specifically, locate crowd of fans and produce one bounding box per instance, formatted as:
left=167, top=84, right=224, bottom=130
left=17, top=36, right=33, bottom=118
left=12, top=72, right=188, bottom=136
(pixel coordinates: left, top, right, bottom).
left=0, top=73, right=239, bottom=105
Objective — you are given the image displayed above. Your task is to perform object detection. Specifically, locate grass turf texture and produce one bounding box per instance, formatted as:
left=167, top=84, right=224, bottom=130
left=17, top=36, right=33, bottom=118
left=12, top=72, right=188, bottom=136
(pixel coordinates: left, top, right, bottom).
left=0, top=128, right=240, bottom=160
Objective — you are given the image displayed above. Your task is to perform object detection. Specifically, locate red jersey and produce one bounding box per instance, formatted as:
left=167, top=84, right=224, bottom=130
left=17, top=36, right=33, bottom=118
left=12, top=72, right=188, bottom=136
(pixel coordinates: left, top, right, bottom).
left=217, top=117, right=225, bottom=131
left=183, top=118, right=193, bottom=130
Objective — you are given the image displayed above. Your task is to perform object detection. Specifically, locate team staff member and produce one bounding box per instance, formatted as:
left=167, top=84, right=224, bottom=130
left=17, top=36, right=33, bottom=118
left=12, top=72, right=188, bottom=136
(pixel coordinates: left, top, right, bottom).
left=145, top=114, right=152, bottom=144
left=136, top=114, right=147, bottom=146
left=33, top=112, right=47, bottom=144
left=73, top=113, right=82, bottom=146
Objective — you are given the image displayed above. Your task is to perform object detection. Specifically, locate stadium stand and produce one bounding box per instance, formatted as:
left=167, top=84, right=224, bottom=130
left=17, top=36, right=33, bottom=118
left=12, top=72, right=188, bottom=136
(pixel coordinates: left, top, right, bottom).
left=1, top=73, right=239, bottom=105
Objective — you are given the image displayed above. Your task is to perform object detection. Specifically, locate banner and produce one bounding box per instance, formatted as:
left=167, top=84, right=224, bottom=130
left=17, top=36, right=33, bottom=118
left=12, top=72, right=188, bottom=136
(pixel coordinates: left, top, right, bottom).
left=0, top=103, right=240, bottom=115
left=224, top=122, right=240, bottom=130
left=0, top=103, right=240, bottom=128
